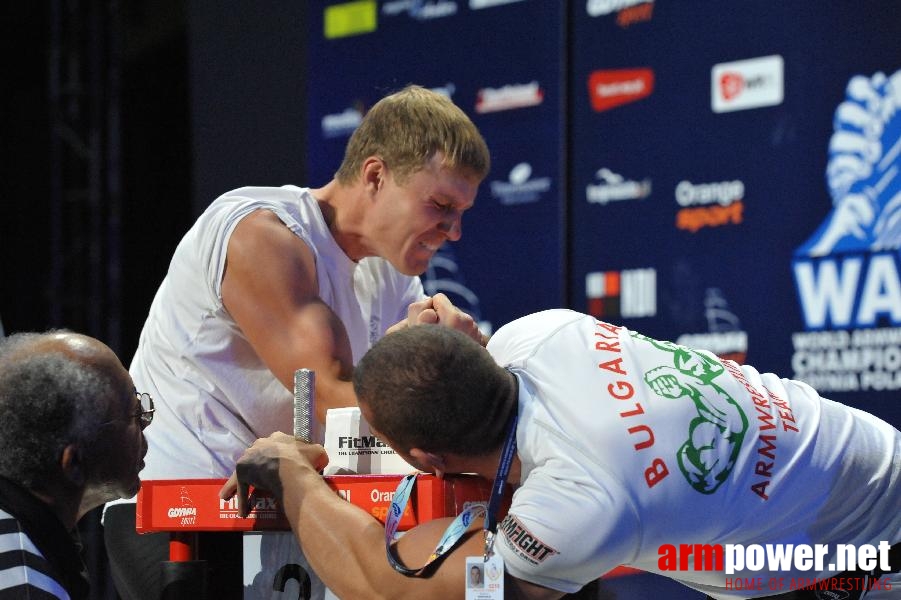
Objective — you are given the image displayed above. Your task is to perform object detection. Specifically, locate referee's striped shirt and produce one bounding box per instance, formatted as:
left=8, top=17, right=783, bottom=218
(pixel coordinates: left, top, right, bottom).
left=0, top=508, right=70, bottom=599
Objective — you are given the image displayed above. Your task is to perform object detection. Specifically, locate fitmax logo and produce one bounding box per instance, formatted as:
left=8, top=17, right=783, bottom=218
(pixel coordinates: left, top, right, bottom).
left=338, top=435, right=389, bottom=449
left=219, top=496, right=277, bottom=511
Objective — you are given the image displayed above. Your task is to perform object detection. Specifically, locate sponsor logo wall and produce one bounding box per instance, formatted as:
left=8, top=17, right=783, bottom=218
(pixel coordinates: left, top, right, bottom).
left=298, top=2, right=901, bottom=598
left=308, top=0, right=899, bottom=430
left=307, top=0, right=566, bottom=335
left=216, top=4, right=899, bottom=428
left=570, top=1, right=900, bottom=427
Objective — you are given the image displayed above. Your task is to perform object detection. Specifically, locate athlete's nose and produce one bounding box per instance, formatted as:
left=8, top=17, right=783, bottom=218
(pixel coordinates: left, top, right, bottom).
left=439, top=215, right=462, bottom=241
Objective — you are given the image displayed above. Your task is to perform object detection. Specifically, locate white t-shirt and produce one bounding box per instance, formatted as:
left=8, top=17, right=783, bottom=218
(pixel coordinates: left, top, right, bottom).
left=487, top=309, right=901, bottom=598
left=132, top=185, right=424, bottom=480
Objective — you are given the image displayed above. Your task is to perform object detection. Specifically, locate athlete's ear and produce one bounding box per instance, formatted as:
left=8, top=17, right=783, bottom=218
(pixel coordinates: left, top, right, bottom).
left=409, top=448, right=446, bottom=479
left=361, top=156, right=386, bottom=196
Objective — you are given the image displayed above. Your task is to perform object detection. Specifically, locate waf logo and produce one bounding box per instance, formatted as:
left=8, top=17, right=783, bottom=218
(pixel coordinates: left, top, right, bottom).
left=586, top=268, right=656, bottom=319
left=797, top=70, right=901, bottom=260
left=791, top=70, right=901, bottom=393
left=588, top=68, right=654, bottom=112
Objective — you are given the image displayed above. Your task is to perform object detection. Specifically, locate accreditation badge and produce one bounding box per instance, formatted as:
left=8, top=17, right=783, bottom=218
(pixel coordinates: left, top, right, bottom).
left=465, top=555, right=504, bottom=600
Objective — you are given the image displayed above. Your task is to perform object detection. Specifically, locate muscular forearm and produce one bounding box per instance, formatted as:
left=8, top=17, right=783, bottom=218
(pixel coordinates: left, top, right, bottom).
left=230, top=435, right=561, bottom=599
left=275, top=463, right=489, bottom=599
left=277, top=462, right=406, bottom=599
left=310, top=377, right=358, bottom=424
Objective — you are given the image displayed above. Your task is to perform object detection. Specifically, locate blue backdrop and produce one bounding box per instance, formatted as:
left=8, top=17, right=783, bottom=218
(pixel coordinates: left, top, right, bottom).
left=307, top=1, right=566, bottom=336
left=569, top=1, right=901, bottom=428
left=305, top=3, right=900, bottom=593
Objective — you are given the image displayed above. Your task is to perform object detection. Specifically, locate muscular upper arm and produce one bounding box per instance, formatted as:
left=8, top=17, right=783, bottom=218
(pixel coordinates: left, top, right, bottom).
left=221, top=210, right=357, bottom=420
left=275, top=471, right=566, bottom=600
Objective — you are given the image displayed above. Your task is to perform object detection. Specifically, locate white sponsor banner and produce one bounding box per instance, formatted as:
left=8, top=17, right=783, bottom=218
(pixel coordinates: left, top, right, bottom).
left=711, top=55, right=784, bottom=113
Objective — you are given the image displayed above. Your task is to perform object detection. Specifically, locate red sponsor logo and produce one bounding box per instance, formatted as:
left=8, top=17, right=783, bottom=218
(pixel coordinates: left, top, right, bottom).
left=720, top=72, right=745, bottom=100
left=588, top=68, right=655, bottom=112
left=617, top=2, right=654, bottom=27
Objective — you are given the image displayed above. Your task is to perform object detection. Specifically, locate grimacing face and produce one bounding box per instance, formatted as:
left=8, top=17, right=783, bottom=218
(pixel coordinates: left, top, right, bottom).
left=369, top=154, right=480, bottom=276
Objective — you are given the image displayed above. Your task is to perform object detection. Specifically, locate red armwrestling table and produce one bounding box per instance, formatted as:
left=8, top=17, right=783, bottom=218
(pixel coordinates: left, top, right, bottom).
left=136, top=474, right=636, bottom=595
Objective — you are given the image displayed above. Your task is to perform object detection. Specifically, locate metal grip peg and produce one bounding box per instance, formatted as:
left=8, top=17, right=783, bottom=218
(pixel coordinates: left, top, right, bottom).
left=293, top=368, right=315, bottom=443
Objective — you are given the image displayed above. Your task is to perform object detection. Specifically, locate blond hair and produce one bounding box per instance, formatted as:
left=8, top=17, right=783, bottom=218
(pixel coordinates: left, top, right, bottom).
left=335, top=85, right=490, bottom=185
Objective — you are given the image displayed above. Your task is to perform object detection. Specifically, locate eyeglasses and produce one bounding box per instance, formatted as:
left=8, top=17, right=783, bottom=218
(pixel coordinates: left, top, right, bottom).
left=98, top=392, right=155, bottom=430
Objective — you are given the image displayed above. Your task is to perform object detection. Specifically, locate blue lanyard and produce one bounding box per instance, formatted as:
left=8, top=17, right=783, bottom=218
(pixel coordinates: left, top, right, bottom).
left=482, top=406, right=518, bottom=559
left=384, top=407, right=519, bottom=576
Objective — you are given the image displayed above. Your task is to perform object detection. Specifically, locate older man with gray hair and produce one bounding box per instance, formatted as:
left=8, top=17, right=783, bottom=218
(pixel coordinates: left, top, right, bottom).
left=0, top=331, right=149, bottom=599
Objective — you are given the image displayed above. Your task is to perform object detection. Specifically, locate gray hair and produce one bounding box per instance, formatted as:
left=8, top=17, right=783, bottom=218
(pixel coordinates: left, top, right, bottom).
left=0, top=331, right=111, bottom=489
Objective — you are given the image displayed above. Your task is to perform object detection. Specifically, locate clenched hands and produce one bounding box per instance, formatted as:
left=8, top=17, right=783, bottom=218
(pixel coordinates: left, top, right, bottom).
left=387, top=293, right=486, bottom=345
left=219, top=432, right=329, bottom=517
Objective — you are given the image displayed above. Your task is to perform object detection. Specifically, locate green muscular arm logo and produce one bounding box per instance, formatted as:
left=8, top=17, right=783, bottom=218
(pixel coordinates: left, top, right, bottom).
left=637, top=336, right=749, bottom=494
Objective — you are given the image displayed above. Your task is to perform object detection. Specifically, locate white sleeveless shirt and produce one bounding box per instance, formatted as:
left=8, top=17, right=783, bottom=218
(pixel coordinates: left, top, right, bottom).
left=131, top=185, right=424, bottom=480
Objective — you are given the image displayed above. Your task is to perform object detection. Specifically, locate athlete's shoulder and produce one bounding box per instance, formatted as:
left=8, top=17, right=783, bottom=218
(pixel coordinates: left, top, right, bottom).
left=488, top=310, right=593, bottom=363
